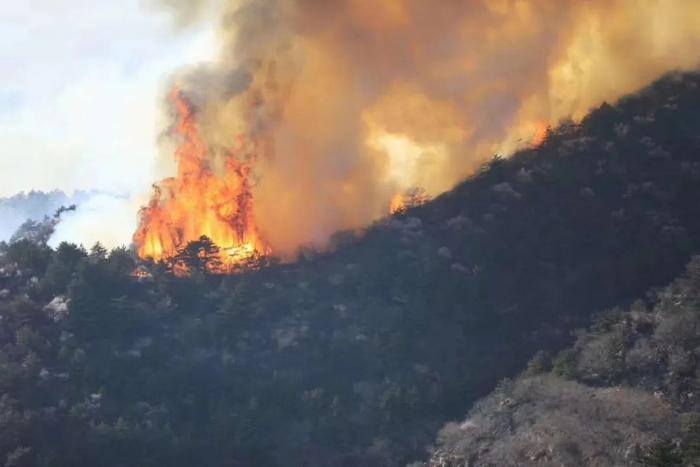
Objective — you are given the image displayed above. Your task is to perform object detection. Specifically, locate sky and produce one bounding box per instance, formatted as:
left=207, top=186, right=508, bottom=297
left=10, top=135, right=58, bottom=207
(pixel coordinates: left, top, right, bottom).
left=0, top=0, right=216, bottom=246
left=0, top=0, right=216, bottom=197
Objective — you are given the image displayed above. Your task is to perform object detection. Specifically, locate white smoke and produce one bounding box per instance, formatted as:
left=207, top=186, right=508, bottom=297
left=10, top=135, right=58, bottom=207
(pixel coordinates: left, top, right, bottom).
left=49, top=194, right=139, bottom=249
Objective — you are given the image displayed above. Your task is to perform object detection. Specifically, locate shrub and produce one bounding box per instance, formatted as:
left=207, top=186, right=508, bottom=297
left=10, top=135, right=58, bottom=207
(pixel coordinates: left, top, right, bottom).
left=525, top=351, right=551, bottom=376
left=551, top=349, right=577, bottom=379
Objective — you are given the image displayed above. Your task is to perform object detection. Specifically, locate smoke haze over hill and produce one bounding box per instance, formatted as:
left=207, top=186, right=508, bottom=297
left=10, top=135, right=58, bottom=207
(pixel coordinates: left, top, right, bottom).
left=151, top=0, right=700, bottom=255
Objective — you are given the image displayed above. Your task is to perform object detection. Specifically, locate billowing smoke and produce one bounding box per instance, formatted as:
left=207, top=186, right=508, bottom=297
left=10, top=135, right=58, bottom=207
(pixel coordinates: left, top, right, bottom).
left=49, top=193, right=139, bottom=249
left=155, top=0, right=700, bottom=255
left=0, top=190, right=136, bottom=250
left=11, top=205, right=77, bottom=245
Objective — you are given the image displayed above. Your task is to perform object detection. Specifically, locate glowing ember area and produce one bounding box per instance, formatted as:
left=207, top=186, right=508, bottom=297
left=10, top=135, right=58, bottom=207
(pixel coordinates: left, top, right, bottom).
left=130, top=265, right=153, bottom=281
left=389, top=193, right=406, bottom=214
left=133, top=88, right=268, bottom=271
left=531, top=122, right=550, bottom=147
left=389, top=187, right=430, bottom=215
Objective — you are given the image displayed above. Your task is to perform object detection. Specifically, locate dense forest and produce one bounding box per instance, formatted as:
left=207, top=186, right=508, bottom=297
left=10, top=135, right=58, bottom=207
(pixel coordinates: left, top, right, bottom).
left=2, top=71, right=700, bottom=466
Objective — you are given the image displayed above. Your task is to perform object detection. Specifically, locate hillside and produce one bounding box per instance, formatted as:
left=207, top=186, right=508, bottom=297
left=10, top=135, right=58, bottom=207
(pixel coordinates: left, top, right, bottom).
left=420, top=256, right=700, bottom=466
left=2, top=71, right=700, bottom=466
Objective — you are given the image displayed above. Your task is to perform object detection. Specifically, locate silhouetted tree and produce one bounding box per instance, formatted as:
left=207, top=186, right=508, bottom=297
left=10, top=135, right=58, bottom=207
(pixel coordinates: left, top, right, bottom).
left=171, top=236, right=223, bottom=274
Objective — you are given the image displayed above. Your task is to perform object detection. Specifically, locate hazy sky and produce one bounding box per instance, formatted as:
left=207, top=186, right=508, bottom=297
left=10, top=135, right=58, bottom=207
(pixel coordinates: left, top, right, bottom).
left=0, top=0, right=216, bottom=198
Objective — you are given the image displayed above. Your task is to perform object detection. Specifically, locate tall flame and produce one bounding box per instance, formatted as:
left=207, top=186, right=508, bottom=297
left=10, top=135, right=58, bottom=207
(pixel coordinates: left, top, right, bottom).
left=133, top=88, right=267, bottom=270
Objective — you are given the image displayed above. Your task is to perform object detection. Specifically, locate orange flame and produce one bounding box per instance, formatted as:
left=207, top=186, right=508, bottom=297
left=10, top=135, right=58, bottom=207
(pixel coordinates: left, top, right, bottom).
left=531, top=122, right=549, bottom=147
left=389, top=187, right=430, bottom=215
left=133, top=88, right=268, bottom=271
left=389, top=193, right=406, bottom=214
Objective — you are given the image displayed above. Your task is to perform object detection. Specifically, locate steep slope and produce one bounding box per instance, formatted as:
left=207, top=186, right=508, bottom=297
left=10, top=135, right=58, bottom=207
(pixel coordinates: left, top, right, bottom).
left=2, top=71, right=700, bottom=466
left=420, top=256, right=700, bottom=467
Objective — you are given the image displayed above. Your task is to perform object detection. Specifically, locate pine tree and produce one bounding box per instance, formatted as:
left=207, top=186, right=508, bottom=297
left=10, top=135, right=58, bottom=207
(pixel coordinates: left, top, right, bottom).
left=172, top=236, right=223, bottom=274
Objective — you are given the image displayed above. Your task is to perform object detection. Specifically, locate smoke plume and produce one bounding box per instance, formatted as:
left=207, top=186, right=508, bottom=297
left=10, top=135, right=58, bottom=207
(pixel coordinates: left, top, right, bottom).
left=50, top=193, right=138, bottom=250
left=154, top=0, right=700, bottom=255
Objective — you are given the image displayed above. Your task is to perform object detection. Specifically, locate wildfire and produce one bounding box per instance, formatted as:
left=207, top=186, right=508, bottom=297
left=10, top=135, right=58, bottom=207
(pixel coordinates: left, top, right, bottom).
left=133, top=88, right=268, bottom=272
left=531, top=122, right=549, bottom=147
left=389, top=192, right=406, bottom=214
left=389, top=187, right=430, bottom=215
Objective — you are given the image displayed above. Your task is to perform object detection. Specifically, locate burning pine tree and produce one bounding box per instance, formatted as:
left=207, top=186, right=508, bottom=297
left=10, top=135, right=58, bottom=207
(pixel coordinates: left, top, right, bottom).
left=133, top=89, right=268, bottom=273
left=390, top=187, right=430, bottom=215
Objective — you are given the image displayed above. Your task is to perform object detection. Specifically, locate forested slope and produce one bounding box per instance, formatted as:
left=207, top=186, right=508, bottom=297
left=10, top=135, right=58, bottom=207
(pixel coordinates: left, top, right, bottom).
left=421, top=256, right=700, bottom=466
